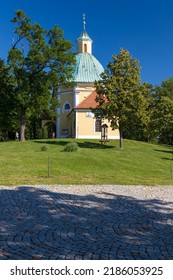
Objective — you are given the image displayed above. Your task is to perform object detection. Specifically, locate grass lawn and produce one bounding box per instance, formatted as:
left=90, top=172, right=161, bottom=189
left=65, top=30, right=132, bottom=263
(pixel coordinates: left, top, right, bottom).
left=0, top=139, right=173, bottom=186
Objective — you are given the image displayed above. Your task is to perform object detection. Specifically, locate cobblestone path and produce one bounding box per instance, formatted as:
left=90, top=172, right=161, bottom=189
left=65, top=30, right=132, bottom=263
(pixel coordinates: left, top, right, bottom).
left=0, top=185, right=173, bottom=260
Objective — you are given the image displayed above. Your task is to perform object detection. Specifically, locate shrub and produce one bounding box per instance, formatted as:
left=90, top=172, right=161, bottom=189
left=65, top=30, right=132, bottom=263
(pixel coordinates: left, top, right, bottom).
left=40, top=145, right=48, bottom=151
left=63, top=142, right=78, bottom=152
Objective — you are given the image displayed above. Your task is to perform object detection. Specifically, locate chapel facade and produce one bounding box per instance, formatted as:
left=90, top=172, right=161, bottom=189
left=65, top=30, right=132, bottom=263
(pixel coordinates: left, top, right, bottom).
left=56, top=20, right=119, bottom=140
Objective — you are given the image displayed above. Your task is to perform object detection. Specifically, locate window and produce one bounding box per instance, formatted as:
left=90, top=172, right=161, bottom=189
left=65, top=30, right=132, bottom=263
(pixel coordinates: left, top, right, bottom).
left=86, top=112, right=94, bottom=118
left=84, top=43, right=87, bottom=52
left=95, top=119, right=102, bottom=132
left=62, top=102, right=71, bottom=113
left=64, top=103, right=70, bottom=110
left=62, top=129, right=68, bottom=135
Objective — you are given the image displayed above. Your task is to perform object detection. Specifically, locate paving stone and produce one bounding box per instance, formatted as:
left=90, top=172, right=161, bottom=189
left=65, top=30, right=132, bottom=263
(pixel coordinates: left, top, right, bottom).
left=0, top=185, right=173, bottom=259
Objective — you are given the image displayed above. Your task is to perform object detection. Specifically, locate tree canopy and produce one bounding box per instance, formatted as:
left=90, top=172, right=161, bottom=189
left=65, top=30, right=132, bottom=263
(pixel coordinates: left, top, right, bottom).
left=149, top=78, right=173, bottom=145
left=7, top=10, right=75, bottom=141
left=95, top=49, right=150, bottom=148
left=0, top=58, right=17, bottom=140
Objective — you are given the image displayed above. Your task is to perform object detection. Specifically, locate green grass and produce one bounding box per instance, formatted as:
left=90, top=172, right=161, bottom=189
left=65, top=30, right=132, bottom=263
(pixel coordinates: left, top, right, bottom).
left=0, top=139, right=173, bottom=185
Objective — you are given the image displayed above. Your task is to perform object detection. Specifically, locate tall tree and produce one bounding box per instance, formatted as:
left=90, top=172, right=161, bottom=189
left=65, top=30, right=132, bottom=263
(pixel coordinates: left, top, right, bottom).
left=8, top=10, right=75, bottom=141
left=0, top=58, right=17, bottom=140
left=149, top=78, right=173, bottom=145
left=95, top=49, right=149, bottom=148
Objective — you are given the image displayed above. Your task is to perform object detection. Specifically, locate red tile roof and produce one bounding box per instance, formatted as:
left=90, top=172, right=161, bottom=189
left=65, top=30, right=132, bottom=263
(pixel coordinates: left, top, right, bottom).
left=74, top=91, right=99, bottom=110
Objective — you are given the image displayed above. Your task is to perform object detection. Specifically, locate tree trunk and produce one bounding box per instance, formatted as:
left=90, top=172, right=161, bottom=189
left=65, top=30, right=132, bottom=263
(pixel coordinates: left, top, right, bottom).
left=32, top=118, right=37, bottom=139
left=20, top=110, right=26, bottom=141
left=119, top=127, right=123, bottom=149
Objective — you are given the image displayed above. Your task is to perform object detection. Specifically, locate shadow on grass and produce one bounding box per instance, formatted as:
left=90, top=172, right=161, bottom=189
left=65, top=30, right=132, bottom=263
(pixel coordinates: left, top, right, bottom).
left=34, top=140, right=115, bottom=149
left=155, top=148, right=173, bottom=161
left=155, top=149, right=173, bottom=155
left=0, top=186, right=173, bottom=260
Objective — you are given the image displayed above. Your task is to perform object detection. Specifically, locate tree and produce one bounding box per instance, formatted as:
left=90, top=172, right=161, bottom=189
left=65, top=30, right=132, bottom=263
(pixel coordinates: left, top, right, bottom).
left=149, top=78, right=173, bottom=145
left=0, top=58, right=17, bottom=140
left=7, top=10, right=75, bottom=141
left=122, top=82, right=153, bottom=142
left=95, top=49, right=149, bottom=148
left=156, top=78, right=173, bottom=100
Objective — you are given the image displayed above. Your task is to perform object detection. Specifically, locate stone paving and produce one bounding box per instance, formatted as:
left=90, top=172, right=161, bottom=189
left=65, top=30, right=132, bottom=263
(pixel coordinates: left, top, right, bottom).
left=0, top=185, right=173, bottom=260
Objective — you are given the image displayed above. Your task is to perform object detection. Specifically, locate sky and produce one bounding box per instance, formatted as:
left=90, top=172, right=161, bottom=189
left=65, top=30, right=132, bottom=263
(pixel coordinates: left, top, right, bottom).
left=0, top=0, right=173, bottom=86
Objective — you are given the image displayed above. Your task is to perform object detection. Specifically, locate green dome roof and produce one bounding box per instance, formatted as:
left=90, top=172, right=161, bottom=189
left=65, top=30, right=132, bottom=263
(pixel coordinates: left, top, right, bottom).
left=74, top=52, right=104, bottom=82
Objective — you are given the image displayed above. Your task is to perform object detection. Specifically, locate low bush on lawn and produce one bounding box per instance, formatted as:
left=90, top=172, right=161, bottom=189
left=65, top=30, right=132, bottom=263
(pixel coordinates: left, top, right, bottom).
left=63, top=142, right=78, bottom=152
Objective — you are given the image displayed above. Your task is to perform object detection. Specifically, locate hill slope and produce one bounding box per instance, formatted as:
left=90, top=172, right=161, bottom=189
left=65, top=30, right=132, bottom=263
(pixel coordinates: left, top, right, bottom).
left=0, top=139, right=172, bottom=185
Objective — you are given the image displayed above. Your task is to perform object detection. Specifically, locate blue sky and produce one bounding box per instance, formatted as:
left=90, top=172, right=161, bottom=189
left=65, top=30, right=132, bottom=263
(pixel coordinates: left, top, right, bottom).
left=1, top=0, right=173, bottom=86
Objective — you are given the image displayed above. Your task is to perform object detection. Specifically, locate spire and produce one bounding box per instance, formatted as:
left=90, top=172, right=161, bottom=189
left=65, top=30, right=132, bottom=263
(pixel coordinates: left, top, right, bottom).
left=77, top=13, right=93, bottom=54
left=83, top=13, right=86, bottom=30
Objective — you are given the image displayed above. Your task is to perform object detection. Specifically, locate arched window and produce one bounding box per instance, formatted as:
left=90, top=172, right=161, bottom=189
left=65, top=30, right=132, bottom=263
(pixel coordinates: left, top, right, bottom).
left=84, top=43, right=87, bottom=52
left=64, top=103, right=70, bottom=110
left=62, top=102, right=71, bottom=113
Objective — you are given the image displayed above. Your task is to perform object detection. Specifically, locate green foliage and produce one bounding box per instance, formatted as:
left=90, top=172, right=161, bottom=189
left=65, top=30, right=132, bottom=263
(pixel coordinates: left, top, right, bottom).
left=156, top=78, right=173, bottom=100
left=63, top=142, right=78, bottom=152
left=7, top=10, right=76, bottom=141
left=95, top=49, right=150, bottom=148
left=0, top=58, right=19, bottom=140
left=122, top=82, right=154, bottom=142
left=149, top=79, right=173, bottom=145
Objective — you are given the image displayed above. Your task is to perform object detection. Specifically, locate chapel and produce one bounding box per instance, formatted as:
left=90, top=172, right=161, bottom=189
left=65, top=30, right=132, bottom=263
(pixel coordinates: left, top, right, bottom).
left=56, top=16, right=119, bottom=140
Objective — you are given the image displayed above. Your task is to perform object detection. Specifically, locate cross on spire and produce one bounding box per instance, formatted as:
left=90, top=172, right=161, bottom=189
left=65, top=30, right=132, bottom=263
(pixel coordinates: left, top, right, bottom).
left=83, top=13, right=86, bottom=30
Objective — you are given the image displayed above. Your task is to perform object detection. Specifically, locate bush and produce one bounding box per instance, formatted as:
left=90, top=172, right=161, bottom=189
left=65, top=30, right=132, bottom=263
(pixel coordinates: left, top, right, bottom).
left=40, top=145, right=48, bottom=151
left=63, top=142, right=78, bottom=152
